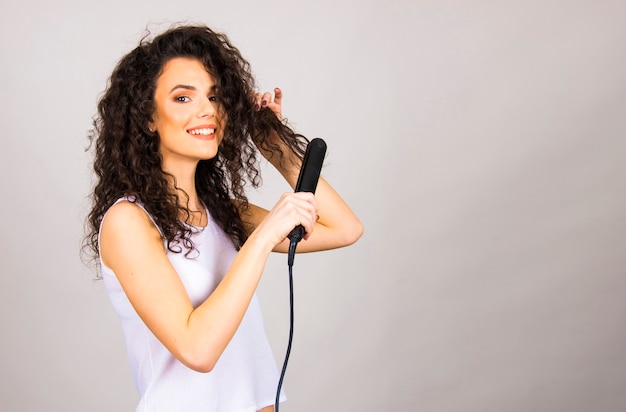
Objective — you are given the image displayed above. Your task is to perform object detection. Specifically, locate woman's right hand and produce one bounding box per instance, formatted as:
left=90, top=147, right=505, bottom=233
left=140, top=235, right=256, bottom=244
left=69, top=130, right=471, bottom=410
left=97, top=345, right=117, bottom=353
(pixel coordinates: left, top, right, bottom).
left=246, top=191, right=318, bottom=249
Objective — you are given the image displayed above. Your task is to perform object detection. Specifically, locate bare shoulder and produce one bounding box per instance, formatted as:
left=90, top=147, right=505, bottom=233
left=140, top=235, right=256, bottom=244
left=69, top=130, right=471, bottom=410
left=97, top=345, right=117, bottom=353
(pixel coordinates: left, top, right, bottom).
left=101, top=200, right=159, bottom=242
left=100, top=200, right=163, bottom=268
left=102, top=199, right=151, bottom=224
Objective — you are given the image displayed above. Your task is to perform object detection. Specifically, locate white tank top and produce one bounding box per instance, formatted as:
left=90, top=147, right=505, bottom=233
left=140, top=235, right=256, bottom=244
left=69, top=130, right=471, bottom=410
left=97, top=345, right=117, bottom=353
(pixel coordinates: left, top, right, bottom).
left=99, top=198, right=285, bottom=411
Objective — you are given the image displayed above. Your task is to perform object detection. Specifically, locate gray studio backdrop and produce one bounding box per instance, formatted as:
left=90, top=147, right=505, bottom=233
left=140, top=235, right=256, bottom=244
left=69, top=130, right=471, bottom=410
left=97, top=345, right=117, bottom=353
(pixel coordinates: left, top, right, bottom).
left=1, top=1, right=625, bottom=411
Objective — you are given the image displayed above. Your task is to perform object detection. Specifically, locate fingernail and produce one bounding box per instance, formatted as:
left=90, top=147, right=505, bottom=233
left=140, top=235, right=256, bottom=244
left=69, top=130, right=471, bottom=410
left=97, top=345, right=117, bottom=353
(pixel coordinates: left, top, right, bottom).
left=254, top=103, right=259, bottom=111
left=261, top=100, right=267, bottom=107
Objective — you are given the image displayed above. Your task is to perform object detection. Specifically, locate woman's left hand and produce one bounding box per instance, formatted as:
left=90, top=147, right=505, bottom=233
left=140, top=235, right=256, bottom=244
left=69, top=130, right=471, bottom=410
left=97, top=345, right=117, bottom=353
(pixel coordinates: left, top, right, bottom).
left=253, top=87, right=293, bottom=167
left=256, top=87, right=283, bottom=120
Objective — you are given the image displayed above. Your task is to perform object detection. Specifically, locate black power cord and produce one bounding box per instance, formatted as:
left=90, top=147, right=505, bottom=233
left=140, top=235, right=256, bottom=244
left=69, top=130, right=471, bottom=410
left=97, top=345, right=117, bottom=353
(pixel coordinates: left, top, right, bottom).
left=275, top=239, right=298, bottom=411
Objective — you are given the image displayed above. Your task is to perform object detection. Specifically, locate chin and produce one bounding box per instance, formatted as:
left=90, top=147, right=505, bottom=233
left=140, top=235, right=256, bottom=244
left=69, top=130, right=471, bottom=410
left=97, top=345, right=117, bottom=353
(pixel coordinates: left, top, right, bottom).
left=198, top=149, right=219, bottom=161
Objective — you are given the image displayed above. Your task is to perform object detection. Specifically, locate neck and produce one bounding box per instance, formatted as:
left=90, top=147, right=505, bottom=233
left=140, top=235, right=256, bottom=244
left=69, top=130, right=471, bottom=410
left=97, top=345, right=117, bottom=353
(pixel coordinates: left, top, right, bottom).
left=162, top=159, right=203, bottom=211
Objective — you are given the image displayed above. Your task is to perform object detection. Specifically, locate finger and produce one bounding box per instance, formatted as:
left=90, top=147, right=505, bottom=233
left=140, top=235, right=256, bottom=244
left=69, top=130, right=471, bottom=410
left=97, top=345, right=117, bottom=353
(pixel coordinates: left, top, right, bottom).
left=263, top=90, right=282, bottom=119
left=273, top=87, right=282, bottom=106
left=301, top=209, right=319, bottom=241
left=254, top=92, right=263, bottom=110
left=278, top=192, right=318, bottom=223
left=291, top=192, right=318, bottom=212
left=292, top=194, right=318, bottom=235
left=260, top=92, right=272, bottom=107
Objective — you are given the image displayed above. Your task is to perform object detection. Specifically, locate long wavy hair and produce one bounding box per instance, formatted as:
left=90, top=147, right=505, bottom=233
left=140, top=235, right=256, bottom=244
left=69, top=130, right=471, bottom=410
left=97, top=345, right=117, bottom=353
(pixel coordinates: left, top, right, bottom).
left=84, top=24, right=307, bottom=264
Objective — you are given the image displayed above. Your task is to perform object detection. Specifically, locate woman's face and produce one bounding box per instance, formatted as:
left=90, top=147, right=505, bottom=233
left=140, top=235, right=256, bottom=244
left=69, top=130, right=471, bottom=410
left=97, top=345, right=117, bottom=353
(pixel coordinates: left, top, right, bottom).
left=150, top=57, right=225, bottom=167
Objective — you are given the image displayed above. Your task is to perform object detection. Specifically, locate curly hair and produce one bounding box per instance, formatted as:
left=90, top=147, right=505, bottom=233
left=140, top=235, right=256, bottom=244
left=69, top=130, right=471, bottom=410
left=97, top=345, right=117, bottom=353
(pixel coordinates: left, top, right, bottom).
left=85, top=24, right=307, bottom=264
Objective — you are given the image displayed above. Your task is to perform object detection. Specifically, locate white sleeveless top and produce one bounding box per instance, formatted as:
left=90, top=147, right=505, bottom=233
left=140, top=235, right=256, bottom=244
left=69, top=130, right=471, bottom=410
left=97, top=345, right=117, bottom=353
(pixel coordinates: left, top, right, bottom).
left=99, top=198, right=285, bottom=411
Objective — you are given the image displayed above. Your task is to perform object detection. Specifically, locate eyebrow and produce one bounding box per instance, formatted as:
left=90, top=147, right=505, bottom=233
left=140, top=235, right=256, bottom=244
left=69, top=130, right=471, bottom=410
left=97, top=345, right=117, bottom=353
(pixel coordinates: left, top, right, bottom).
left=168, top=84, right=217, bottom=94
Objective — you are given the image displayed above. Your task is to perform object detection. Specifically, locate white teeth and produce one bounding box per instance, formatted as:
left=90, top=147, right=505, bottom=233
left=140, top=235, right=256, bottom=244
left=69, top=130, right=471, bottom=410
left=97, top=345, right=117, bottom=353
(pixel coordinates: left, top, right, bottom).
left=189, top=128, right=215, bottom=135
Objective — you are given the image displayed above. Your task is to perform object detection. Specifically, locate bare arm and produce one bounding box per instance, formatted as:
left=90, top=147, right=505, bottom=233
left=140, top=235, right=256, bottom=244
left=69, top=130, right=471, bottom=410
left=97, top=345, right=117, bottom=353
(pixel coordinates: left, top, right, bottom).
left=100, top=192, right=318, bottom=373
left=242, top=177, right=363, bottom=254
left=244, top=87, right=364, bottom=253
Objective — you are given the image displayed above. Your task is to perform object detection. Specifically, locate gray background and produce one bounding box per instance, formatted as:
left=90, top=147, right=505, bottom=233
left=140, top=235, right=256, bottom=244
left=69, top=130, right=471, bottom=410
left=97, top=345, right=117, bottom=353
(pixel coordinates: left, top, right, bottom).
left=1, top=0, right=625, bottom=411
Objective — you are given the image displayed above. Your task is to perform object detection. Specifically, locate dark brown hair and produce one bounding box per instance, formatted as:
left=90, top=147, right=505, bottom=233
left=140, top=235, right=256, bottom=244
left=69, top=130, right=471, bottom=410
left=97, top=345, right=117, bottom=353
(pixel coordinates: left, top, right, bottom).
left=85, top=24, right=307, bottom=263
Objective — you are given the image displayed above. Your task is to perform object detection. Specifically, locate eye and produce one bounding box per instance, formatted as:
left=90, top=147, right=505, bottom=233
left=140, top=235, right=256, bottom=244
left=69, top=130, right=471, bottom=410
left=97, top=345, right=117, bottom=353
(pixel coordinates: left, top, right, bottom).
left=175, top=95, right=191, bottom=103
left=208, top=95, right=219, bottom=102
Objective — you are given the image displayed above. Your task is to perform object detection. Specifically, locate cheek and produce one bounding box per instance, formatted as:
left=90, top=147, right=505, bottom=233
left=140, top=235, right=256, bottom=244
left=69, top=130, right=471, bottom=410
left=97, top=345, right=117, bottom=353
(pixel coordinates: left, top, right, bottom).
left=155, top=104, right=188, bottom=128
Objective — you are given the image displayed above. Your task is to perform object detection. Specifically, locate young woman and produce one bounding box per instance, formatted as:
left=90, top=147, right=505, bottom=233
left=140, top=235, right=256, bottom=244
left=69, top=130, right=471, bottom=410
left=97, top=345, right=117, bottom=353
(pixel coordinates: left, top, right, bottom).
left=85, top=24, right=362, bottom=411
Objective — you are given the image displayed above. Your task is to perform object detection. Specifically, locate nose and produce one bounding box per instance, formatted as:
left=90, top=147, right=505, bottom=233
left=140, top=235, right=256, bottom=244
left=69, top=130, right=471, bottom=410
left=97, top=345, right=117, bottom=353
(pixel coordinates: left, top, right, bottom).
left=198, top=96, right=216, bottom=118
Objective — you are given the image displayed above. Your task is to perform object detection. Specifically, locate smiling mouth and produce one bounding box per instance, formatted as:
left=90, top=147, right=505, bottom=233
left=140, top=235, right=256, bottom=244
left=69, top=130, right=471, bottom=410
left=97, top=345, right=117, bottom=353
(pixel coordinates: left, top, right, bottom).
left=187, top=128, right=215, bottom=136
